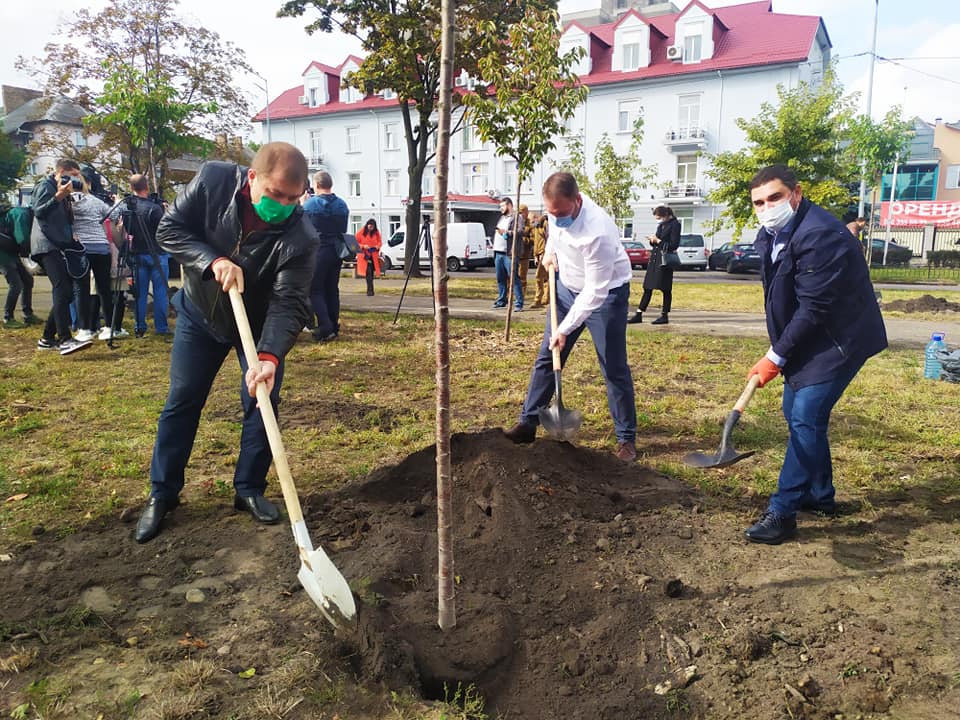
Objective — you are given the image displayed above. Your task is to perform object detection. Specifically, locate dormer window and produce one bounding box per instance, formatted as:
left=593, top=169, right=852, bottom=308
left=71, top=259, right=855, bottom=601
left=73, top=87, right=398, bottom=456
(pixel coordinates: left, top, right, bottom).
left=309, top=87, right=319, bottom=107
left=622, top=42, right=641, bottom=71
left=341, top=85, right=360, bottom=104
left=683, top=33, right=702, bottom=63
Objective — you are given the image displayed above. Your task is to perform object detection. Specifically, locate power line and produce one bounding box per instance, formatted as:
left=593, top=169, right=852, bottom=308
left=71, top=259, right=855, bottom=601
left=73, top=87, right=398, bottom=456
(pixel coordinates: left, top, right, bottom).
left=877, top=55, right=960, bottom=87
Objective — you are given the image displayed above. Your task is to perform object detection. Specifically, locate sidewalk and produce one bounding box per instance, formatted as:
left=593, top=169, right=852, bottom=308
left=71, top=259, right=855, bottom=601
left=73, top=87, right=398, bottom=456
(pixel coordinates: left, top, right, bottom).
left=340, top=288, right=956, bottom=348
left=8, top=276, right=957, bottom=348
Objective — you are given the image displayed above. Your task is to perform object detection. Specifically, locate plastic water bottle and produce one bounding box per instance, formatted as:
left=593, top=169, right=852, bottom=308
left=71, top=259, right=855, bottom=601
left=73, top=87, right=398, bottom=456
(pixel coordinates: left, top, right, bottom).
left=924, top=332, right=947, bottom=380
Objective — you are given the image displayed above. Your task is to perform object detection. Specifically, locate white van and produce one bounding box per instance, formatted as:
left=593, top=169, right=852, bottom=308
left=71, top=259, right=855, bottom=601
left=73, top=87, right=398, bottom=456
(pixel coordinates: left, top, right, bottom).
left=382, top=222, right=492, bottom=272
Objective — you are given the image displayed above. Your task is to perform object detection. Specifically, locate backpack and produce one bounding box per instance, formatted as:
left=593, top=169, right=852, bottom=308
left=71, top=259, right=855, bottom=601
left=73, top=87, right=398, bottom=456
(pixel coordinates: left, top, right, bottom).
left=8, top=206, right=35, bottom=257
left=0, top=205, right=18, bottom=256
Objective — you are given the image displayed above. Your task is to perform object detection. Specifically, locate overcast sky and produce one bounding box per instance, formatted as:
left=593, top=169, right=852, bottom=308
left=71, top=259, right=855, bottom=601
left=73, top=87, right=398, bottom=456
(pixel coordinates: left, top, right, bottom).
left=3, top=0, right=959, bottom=138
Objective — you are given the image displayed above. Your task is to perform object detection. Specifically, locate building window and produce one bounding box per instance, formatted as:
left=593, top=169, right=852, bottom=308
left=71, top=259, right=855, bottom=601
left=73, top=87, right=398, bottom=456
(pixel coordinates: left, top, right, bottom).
left=342, top=85, right=360, bottom=104
left=676, top=154, right=698, bottom=188
left=618, top=99, right=642, bottom=133
left=385, top=169, right=400, bottom=196
left=678, top=94, right=701, bottom=136
left=382, top=88, right=396, bottom=100
left=622, top=43, right=641, bottom=72
left=74, top=130, right=86, bottom=148
left=947, top=164, right=960, bottom=190
left=422, top=166, right=436, bottom=195
left=308, top=87, right=319, bottom=107
left=881, top=164, right=938, bottom=201
left=346, top=126, right=360, bottom=153
left=384, top=122, right=400, bottom=150
left=463, top=163, right=488, bottom=195
left=674, top=208, right=694, bottom=234
left=503, top=162, right=533, bottom=195
left=348, top=172, right=361, bottom=197
left=683, top=34, right=702, bottom=63
left=388, top=215, right=402, bottom=236
left=462, top=124, right=484, bottom=151
left=309, top=130, right=322, bottom=165
left=350, top=214, right=364, bottom=234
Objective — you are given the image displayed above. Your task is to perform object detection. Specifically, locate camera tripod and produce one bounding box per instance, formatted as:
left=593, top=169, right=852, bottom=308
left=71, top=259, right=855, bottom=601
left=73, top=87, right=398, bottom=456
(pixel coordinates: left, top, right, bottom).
left=392, top=219, right=436, bottom=324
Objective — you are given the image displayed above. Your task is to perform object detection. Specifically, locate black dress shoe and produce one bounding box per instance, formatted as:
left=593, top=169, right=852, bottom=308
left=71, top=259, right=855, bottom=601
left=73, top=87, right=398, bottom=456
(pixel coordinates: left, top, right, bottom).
left=503, top=422, right=537, bottom=444
left=135, top=496, right=179, bottom=543
left=744, top=511, right=796, bottom=545
left=651, top=314, right=669, bottom=325
left=626, top=311, right=643, bottom=324
left=234, top=494, right=281, bottom=524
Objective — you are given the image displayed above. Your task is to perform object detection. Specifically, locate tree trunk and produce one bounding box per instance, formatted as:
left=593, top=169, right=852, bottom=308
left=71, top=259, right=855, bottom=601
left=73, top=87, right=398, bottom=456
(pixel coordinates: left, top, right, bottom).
left=401, top=103, right=428, bottom=278
left=434, top=0, right=456, bottom=632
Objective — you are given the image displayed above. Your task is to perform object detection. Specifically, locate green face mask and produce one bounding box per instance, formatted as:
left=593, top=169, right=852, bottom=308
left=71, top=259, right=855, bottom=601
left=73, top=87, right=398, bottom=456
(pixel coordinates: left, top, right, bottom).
left=252, top=194, right=297, bottom=224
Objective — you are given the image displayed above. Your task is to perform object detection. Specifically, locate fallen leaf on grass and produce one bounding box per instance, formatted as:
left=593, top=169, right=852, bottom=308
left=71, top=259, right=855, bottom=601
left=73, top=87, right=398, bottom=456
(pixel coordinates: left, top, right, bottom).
left=537, top=485, right=555, bottom=496
left=238, top=667, right=256, bottom=679
left=177, top=636, right=209, bottom=649
left=5, top=494, right=28, bottom=503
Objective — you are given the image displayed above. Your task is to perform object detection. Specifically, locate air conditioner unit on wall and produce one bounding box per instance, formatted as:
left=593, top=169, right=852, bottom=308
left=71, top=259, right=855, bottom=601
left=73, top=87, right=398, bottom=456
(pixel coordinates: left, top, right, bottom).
left=454, top=76, right=467, bottom=87
left=666, top=45, right=683, bottom=61
left=298, top=95, right=308, bottom=105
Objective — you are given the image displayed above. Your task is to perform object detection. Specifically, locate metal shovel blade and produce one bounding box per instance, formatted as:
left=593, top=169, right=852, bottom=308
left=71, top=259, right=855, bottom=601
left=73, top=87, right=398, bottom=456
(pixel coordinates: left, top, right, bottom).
left=291, top=518, right=357, bottom=627
left=539, top=402, right=584, bottom=443
left=298, top=548, right=357, bottom=628
left=684, top=375, right=762, bottom=470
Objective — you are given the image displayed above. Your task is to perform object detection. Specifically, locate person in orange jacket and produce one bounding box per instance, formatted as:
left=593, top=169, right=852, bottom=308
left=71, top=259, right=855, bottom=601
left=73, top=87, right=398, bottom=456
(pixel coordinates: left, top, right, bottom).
left=356, top=218, right=383, bottom=296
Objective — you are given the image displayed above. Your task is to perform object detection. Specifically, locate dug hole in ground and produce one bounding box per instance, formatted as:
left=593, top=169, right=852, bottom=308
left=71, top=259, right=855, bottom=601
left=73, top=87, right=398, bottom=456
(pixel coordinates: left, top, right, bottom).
left=1, top=430, right=959, bottom=719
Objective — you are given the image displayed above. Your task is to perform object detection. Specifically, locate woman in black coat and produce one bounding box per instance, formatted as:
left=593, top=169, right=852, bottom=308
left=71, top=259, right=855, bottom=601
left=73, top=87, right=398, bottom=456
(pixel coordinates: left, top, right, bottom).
left=628, top=205, right=680, bottom=325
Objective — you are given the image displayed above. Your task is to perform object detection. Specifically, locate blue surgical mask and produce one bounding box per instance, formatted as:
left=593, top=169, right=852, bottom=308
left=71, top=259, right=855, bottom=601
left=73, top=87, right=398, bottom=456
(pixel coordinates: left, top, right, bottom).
left=554, top=214, right=575, bottom=229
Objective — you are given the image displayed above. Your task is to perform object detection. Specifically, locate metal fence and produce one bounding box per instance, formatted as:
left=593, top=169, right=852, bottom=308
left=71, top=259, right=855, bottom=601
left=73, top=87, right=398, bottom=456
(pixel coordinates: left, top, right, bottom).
left=934, top=228, right=960, bottom=251
left=870, top=266, right=960, bottom=283
left=881, top=228, right=925, bottom=256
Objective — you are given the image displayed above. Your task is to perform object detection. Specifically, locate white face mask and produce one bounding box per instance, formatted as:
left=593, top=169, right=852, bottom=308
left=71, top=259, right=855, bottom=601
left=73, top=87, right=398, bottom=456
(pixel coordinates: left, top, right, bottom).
left=757, top=198, right=796, bottom=232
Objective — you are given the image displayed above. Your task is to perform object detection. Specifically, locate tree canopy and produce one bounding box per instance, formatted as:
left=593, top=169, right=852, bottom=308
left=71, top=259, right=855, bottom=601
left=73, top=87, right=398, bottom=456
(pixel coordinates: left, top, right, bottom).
left=17, top=0, right=252, bottom=197
left=0, top=134, right=27, bottom=193
left=279, top=0, right=551, bottom=271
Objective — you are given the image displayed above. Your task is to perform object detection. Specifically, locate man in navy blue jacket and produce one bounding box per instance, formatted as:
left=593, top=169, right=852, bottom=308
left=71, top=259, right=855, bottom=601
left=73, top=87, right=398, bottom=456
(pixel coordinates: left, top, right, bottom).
left=302, top=171, right=349, bottom=342
left=744, top=165, right=887, bottom=545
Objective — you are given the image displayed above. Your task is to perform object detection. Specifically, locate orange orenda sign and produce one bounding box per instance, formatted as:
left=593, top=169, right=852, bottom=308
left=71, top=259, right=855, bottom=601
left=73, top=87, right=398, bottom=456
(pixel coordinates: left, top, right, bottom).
left=880, top=201, right=960, bottom=227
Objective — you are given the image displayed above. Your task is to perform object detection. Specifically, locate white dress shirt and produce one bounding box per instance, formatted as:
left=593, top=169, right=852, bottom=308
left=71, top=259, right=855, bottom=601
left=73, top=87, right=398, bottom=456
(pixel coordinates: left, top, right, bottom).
left=544, top=193, right=633, bottom=337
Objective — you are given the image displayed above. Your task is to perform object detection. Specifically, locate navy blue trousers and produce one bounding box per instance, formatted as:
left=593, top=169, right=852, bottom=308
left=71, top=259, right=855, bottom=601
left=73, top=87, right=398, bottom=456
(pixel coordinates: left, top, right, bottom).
left=519, top=276, right=636, bottom=443
left=149, top=302, right=284, bottom=500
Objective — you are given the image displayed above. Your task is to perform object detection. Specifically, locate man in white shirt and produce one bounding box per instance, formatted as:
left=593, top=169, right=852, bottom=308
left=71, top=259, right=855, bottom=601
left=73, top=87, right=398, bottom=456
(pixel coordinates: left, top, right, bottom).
left=504, top=172, right=638, bottom=461
left=492, top=197, right=525, bottom=310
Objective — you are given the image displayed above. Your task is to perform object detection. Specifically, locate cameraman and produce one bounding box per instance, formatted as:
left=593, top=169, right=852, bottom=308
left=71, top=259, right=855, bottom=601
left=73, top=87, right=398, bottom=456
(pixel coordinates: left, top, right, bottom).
left=122, top=175, right=167, bottom=337
left=30, top=159, right=92, bottom=355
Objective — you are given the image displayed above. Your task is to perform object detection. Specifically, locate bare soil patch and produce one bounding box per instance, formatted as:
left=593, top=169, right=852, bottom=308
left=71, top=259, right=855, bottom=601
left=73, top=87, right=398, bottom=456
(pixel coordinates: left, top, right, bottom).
left=883, top=294, right=960, bottom=313
left=2, top=431, right=960, bottom=719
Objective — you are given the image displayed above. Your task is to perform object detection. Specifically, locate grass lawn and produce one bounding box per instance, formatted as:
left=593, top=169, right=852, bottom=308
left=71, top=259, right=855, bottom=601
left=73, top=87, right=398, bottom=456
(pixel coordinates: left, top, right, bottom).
left=1, top=311, right=958, bottom=542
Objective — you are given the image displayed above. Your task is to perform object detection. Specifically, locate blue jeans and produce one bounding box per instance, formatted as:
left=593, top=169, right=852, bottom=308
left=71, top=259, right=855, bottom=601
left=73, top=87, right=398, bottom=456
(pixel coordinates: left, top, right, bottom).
left=494, top=251, right=523, bottom=308
left=134, top=253, right=169, bottom=333
left=310, top=243, right=342, bottom=337
left=519, top=277, right=636, bottom=443
left=149, top=302, right=285, bottom=500
left=768, top=359, right=865, bottom=517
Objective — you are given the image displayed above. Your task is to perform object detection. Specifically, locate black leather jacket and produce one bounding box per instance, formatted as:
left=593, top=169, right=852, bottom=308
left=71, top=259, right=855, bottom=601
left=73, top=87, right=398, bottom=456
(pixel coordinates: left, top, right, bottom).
left=156, top=161, right=317, bottom=359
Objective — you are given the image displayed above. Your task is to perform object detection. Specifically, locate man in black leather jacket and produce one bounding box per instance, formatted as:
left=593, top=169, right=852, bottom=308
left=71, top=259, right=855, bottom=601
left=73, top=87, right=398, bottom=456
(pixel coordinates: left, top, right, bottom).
left=135, top=142, right=318, bottom=543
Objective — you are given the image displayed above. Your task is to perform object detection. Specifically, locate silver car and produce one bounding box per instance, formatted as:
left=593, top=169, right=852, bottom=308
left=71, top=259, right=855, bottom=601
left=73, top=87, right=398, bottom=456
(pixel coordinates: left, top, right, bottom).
left=678, top=234, right=708, bottom=271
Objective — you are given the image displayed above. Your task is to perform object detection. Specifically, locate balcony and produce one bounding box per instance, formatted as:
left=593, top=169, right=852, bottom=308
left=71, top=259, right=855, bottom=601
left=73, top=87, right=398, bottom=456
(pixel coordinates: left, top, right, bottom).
left=664, top=127, right=707, bottom=151
left=308, top=155, right=324, bottom=169
left=662, top=184, right=704, bottom=204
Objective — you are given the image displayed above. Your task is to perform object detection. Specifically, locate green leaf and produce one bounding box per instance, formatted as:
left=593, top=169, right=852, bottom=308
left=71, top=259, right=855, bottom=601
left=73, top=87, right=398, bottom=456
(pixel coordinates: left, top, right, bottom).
left=238, top=667, right=257, bottom=679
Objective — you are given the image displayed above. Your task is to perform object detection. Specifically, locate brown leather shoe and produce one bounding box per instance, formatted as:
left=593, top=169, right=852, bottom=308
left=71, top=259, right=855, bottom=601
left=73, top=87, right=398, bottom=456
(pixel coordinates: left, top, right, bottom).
left=615, top=441, right=637, bottom=462
left=503, top=422, right=537, bottom=444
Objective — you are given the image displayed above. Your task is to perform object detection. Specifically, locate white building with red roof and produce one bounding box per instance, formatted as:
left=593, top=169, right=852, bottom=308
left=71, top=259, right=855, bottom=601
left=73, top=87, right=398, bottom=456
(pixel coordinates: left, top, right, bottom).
left=253, top=0, right=831, bottom=247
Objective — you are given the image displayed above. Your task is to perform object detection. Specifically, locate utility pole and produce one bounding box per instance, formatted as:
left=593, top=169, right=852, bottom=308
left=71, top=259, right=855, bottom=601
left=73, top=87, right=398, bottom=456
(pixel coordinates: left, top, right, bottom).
left=857, top=0, right=880, bottom=219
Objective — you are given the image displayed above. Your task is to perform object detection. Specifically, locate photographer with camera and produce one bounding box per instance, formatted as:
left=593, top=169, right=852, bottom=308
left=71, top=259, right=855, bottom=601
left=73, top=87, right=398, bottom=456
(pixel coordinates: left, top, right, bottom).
left=122, top=175, right=167, bottom=337
left=29, top=159, right=92, bottom=355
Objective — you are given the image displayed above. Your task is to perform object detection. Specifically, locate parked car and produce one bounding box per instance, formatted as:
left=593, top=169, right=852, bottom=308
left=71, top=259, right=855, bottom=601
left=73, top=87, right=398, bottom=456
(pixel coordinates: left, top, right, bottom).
left=382, top=222, right=492, bottom=272
left=622, top=239, right=650, bottom=269
left=862, top=238, right=912, bottom=267
left=708, top=242, right=761, bottom=273
left=677, top=233, right=708, bottom=271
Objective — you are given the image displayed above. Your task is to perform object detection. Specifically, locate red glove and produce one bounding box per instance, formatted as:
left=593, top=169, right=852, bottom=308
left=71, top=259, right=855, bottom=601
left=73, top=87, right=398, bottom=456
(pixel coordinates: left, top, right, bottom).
left=748, top=357, right=781, bottom=388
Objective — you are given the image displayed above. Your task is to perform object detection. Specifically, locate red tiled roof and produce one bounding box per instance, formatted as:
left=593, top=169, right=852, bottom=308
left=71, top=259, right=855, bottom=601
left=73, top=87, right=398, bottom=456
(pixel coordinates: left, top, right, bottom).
left=301, top=60, right=340, bottom=77
left=422, top=194, right=499, bottom=205
left=254, top=0, right=824, bottom=121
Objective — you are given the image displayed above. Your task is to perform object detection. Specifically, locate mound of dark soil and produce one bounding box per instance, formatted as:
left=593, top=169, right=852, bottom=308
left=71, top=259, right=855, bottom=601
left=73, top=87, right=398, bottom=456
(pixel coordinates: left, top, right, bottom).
left=3, top=430, right=960, bottom=719
left=883, top=294, right=960, bottom=313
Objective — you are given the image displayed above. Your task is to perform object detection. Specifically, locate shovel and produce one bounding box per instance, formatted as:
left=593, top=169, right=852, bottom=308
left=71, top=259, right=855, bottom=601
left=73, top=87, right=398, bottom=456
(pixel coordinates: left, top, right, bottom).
left=683, top=375, right=760, bottom=469
left=228, top=287, right=356, bottom=628
left=538, top=271, right=584, bottom=442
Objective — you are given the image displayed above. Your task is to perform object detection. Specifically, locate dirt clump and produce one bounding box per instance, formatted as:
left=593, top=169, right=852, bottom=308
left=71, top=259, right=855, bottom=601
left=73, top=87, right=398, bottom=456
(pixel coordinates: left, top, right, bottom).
left=883, top=293, right=960, bottom=313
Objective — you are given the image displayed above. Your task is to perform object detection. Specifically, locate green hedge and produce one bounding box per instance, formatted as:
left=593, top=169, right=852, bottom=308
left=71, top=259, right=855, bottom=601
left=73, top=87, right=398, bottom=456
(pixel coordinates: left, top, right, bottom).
left=927, top=250, right=960, bottom=268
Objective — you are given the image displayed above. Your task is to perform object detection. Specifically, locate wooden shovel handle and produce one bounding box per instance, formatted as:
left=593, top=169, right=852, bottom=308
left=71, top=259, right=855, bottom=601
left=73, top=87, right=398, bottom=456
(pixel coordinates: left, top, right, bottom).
left=734, top=374, right=761, bottom=413
left=228, top=287, right=305, bottom=525
left=548, top=270, right=561, bottom=371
